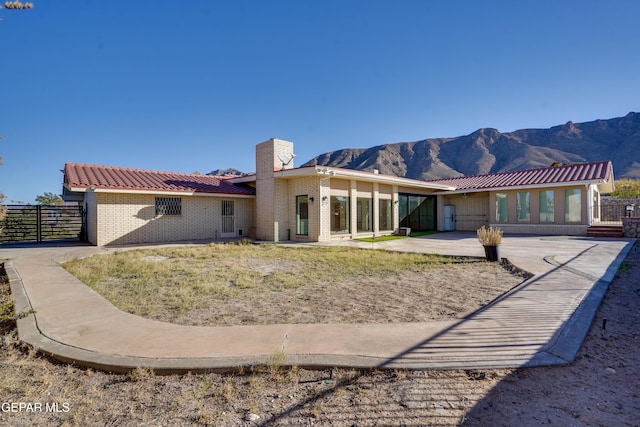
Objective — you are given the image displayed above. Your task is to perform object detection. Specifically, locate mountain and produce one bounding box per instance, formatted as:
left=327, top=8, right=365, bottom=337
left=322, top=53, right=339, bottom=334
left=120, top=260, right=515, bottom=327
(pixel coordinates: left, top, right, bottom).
left=302, top=112, right=640, bottom=179
left=207, top=168, right=249, bottom=177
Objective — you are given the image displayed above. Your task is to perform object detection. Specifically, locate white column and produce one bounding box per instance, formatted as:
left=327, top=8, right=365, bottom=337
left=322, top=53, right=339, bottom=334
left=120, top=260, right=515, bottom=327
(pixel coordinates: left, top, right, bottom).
left=350, top=180, right=357, bottom=238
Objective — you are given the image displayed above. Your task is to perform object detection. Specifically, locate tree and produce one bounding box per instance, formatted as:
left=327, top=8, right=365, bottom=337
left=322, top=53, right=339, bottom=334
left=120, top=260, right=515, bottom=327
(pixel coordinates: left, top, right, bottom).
left=608, top=179, right=640, bottom=199
left=0, top=1, right=33, bottom=20
left=35, top=192, right=63, bottom=205
left=2, top=1, right=34, bottom=10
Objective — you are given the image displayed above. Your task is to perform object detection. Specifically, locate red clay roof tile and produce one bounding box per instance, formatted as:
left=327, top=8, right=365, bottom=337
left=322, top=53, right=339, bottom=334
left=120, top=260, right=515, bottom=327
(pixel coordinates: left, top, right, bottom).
left=64, top=163, right=256, bottom=196
left=64, top=160, right=613, bottom=196
left=428, top=161, right=613, bottom=191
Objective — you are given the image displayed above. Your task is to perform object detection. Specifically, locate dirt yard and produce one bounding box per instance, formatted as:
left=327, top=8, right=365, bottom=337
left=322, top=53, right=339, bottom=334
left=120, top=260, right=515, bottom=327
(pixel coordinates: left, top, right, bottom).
left=0, top=242, right=638, bottom=426
left=62, top=245, right=528, bottom=326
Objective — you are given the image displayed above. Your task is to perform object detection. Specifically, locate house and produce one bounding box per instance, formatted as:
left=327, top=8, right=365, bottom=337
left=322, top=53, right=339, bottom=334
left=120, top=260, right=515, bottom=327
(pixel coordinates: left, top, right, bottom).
left=63, top=164, right=256, bottom=246
left=431, top=160, right=615, bottom=235
left=63, top=138, right=615, bottom=246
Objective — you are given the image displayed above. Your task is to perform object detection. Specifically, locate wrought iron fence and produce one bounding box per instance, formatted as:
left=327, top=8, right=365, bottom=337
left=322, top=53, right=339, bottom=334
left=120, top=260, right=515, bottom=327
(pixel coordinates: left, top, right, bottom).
left=0, top=204, right=86, bottom=243
left=595, top=202, right=638, bottom=224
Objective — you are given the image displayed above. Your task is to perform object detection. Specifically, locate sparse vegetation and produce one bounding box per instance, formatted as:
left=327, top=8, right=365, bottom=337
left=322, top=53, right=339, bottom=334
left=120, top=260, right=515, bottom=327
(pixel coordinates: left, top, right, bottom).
left=0, top=243, right=638, bottom=425
left=0, top=262, right=14, bottom=332
left=62, top=244, right=525, bottom=326
left=357, top=234, right=408, bottom=242
left=267, top=348, right=288, bottom=375
left=617, top=260, right=632, bottom=275
left=34, top=192, right=63, bottom=205
left=607, top=178, right=640, bottom=198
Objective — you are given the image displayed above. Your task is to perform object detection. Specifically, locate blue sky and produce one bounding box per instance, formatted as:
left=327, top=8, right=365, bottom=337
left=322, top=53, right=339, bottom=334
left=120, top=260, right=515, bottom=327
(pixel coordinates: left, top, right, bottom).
left=1, top=0, right=638, bottom=203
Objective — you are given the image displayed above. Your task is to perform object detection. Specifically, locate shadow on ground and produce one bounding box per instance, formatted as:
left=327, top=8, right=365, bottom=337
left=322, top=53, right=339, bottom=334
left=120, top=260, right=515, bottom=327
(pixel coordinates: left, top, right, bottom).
left=256, top=242, right=639, bottom=425
left=462, top=241, right=640, bottom=426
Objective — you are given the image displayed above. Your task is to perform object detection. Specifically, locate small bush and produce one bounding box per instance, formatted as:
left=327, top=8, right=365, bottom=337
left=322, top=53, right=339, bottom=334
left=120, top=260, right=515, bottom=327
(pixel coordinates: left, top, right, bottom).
left=128, top=367, right=154, bottom=382
left=477, top=225, right=503, bottom=246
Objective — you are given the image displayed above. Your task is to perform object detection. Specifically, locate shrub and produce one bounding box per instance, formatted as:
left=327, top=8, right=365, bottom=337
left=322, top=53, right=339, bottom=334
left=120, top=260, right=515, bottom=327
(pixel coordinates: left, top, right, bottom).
left=477, top=225, right=503, bottom=246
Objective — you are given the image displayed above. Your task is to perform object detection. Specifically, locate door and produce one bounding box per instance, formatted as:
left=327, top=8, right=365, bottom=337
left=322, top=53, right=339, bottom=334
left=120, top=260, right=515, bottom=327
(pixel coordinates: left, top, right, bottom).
left=221, top=200, right=235, bottom=237
left=399, top=194, right=437, bottom=231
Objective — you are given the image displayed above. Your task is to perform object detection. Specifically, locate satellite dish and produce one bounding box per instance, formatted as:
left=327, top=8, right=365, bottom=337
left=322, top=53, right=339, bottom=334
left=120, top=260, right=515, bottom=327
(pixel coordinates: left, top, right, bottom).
left=278, top=153, right=296, bottom=167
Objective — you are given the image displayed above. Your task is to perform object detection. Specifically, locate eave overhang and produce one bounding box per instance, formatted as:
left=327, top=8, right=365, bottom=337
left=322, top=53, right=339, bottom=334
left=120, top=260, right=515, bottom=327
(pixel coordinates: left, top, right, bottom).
left=62, top=183, right=256, bottom=198
left=273, top=166, right=456, bottom=191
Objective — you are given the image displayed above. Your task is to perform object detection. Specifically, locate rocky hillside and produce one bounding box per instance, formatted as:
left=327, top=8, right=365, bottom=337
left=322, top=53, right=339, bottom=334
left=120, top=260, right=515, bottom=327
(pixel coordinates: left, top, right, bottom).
left=206, top=168, right=249, bottom=177
left=302, top=112, right=640, bottom=179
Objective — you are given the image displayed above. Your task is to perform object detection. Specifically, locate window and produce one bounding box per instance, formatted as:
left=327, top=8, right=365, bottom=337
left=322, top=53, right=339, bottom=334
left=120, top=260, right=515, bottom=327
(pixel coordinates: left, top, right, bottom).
left=539, top=190, right=554, bottom=222
left=398, top=194, right=436, bottom=231
left=357, top=198, right=372, bottom=232
left=296, top=195, right=309, bottom=235
left=565, top=189, right=582, bottom=222
left=331, top=196, right=350, bottom=233
left=495, top=193, right=508, bottom=223
left=155, top=197, right=181, bottom=216
left=379, top=199, right=393, bottom=231
left=398, top=196, right=408, bottom=228
left=516, top=191, right=530, bottom=222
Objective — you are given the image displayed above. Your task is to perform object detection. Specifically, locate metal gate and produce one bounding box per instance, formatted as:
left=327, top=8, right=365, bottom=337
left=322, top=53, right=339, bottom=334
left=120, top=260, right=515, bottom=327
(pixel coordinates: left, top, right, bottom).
left=0, top=205, right=86, bottom=244
left=596, top=202, right=639, bottom=224
left=220, top=200, right=235, bottom=237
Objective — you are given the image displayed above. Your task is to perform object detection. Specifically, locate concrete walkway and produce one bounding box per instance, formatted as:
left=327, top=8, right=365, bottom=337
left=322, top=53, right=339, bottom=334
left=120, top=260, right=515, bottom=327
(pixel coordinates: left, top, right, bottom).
left=1, top=233, right=634, bottom=373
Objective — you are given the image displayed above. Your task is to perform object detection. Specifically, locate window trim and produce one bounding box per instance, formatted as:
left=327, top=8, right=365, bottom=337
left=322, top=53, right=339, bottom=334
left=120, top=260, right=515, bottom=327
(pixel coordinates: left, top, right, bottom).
left=357, top=197, right=372, bottom=232
left=565, top=188, right=582, bottom=223
left=539, top=190, right=555, bottom=223
left=378, top=198, right=393, bottom=231
left=516, top=191, right=531, bottom=222
left=296, top=195, right=309, bottom=236
left=330, top=195, right=350, bottom=234
left=495, top=193, right=508, bottom=223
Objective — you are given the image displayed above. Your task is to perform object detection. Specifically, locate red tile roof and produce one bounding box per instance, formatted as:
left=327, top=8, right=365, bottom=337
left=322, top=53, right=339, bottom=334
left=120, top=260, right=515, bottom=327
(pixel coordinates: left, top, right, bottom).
left=64, top=163, right=256, bottom=196
left=428, top=161, right=613, bottom=191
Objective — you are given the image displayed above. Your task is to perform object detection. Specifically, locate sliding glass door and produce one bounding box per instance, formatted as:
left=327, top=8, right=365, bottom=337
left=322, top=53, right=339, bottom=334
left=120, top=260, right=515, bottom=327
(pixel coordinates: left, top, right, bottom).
left=398, top=194, right=436, bottom=231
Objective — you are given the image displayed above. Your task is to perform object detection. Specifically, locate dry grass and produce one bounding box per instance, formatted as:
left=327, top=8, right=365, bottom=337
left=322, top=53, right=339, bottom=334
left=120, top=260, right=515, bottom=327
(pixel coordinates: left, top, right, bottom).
left=476, top=225, right=503, bottom=246
left=62, top=243, right=527, bottom=326
left=1, top=243, right=638, bottom=425
left=0, top=262, right=15, bottom=334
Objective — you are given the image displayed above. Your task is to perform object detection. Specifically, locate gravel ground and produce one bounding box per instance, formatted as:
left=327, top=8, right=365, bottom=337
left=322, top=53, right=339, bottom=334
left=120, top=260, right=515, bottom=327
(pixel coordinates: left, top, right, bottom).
left=0, top=242, right=637, bottom=426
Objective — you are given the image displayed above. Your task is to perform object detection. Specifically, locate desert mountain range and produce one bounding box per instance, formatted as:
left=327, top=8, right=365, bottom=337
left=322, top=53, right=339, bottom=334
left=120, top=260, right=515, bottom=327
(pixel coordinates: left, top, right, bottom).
left=301, top=112, right=640, bottom=180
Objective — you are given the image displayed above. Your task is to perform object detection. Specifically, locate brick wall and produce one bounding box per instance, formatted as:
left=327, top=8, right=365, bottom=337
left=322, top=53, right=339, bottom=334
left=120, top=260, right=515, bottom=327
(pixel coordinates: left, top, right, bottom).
left=287, top=175, right=322, bottom=241
left=255, top=138, right=295, bottom=241
left=93, top=192, right=255, bottom=246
